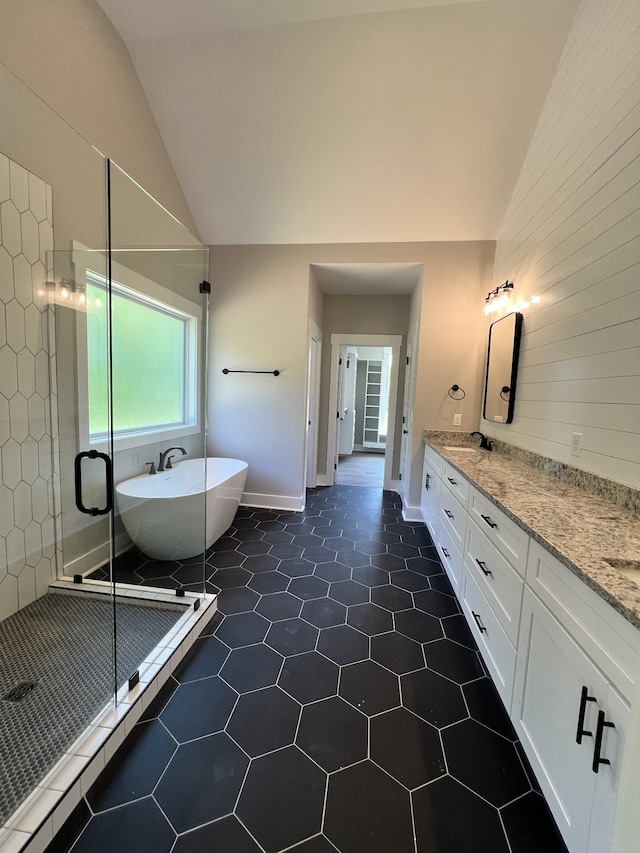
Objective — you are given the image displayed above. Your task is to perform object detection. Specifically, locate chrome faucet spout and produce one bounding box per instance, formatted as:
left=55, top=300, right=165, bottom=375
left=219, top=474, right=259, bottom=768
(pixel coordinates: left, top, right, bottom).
left=158, top=446, right=187, bottom=471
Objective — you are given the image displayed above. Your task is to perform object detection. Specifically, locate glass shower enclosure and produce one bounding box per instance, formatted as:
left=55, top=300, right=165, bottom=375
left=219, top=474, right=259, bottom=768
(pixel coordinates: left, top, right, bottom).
left=0, top=61, right=210, bottom=843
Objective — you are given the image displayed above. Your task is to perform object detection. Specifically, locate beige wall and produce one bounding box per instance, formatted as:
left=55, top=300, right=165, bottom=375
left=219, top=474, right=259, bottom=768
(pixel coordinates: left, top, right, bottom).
left=207, top=241, right=495, bottom=511
left=491, top=0, right=640, bottom=488
left=0, top=0, right=197, bottom=236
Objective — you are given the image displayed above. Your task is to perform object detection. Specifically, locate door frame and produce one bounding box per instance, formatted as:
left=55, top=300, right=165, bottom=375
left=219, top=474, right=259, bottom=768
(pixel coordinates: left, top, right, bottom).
left=398, top=321, right=418, bottom=502
left=305, top=321, right=323, bottom=490
left=325, top=333, right=402, bottom=491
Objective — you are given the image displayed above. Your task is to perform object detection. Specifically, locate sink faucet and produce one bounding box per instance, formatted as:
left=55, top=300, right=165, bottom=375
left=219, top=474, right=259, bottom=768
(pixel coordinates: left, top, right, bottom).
left=158, top=446, right=187, bottom=471
left=471, top=431, right=492, bottom=451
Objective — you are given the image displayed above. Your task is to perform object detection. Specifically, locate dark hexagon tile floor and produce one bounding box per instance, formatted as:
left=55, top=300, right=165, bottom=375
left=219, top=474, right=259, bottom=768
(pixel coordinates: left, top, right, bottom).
left=49, top=484, right=567, bottom=853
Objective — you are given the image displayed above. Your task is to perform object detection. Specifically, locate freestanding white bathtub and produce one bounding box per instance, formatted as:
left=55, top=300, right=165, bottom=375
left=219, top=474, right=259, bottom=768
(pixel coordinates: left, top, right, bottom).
left=116, top=458, right=248, bottom=561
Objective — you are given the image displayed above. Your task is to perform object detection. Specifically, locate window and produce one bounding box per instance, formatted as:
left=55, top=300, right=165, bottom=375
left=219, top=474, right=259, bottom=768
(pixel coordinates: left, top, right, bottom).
left=86, top=272, right=198, bottom=445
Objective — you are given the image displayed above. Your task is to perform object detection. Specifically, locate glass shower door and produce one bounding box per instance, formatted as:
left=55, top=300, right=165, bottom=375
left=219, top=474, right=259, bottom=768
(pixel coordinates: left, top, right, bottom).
left=106, top=161, right=209, bottom=694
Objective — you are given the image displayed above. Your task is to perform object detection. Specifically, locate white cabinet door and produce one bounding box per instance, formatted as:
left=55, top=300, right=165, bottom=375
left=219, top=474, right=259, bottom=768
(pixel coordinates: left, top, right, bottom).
left=420, top=453, right=441, bottom=542
left=587, top=683, right=628, bottom=853
left=513, top=587, right=628, bottom=853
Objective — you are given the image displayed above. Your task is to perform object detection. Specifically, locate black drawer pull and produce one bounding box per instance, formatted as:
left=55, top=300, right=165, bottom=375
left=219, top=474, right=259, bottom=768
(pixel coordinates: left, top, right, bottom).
left=444, top=509, right=454, bottom=519
left=576, top=686, right=596, bottom=744
left=472, top=611, right=487, bottom=633
left=442, top=548, right=450, bottom=559
left=447, top=477, right=457, bottom=485
left=425, top=473, right=431, bottom=490
left=481, top=514, right=498, bottom=529
left=475, top=559, right=492, bottom=576
left=592, top=710, right=615, bottom=773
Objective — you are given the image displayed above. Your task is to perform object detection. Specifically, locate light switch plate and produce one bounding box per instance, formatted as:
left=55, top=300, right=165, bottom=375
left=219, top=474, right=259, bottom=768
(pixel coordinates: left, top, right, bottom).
left=453, top=414, right=462, bottom=426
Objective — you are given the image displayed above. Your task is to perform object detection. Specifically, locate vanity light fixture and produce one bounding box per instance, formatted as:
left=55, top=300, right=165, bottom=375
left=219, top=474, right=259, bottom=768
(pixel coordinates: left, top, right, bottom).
left=484, top=281, right=514, bottom=315
left=44, top=279, right=89, bottom=312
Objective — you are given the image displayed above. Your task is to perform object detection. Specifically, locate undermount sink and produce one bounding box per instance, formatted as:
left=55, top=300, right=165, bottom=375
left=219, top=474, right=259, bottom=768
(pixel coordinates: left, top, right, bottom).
left=443, top=446, right=477, bottom=452
left=604, top=558, right=640, bottom=587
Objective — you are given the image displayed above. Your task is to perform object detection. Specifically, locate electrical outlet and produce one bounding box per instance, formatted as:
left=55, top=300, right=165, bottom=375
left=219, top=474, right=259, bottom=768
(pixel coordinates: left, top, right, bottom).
left=571, top=432, right=583, bottom=457
left=453, top=414, right=462, bottom=426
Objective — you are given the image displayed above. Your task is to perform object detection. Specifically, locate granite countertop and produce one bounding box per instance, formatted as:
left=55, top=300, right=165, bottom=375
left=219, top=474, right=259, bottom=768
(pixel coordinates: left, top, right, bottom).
left=424, top=435, right=640, bottom=630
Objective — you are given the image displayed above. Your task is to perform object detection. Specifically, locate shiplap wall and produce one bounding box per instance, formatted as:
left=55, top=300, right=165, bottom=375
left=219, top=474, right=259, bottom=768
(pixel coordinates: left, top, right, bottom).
left=488, top=0, right=640, bottom=488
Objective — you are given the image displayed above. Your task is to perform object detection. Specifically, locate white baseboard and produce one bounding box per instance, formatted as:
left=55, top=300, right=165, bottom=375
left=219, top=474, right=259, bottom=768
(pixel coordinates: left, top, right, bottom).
left=241, top=492, right=305, bottom=512
left=63, top=531, right=132, bottom=578
left=402, top=502, right=424, bottom=523
left=64, top=541, right=110, bottom=577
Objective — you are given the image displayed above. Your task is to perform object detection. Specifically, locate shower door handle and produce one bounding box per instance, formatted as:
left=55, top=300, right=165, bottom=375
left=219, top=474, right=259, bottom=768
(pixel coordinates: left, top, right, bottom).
left=74, top=450, right=114, bottom=516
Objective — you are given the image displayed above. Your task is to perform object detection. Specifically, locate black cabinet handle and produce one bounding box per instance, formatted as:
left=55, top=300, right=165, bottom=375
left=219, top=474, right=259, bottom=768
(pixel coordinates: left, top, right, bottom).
left=444, top=509, right=454, bottom=519
left=442, top=548, right=450, bottom=559
left=481, top=514, right=498, bottom=529
left=74, top=450, right=113, bottom=516
left=576, top=685, right=597, bottom=744
left=472, top=611, right=487, bottom=633
left=447, top=477, right=457, bottom=485
left=475, top=559, right=492, bottom=576
left=592, top=710, right=615, bottom=773
left=425, top=472, right=430, bottom=490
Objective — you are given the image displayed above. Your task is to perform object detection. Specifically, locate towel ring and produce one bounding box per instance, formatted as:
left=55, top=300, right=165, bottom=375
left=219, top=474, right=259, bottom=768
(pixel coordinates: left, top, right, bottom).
left=448, top=384, right=466, bottom=400
left=499, top=385, right=511, bottom=401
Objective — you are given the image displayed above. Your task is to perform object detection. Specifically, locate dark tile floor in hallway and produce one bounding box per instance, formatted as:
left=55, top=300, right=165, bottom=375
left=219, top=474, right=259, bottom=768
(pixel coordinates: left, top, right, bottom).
left=47, top=485, right=568, bottom=853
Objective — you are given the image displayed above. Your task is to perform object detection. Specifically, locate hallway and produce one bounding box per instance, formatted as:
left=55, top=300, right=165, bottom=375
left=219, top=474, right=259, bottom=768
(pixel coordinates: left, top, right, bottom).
left=335, top=452, right=385, bottom=487
left=47, top=485, right=567, bottom=853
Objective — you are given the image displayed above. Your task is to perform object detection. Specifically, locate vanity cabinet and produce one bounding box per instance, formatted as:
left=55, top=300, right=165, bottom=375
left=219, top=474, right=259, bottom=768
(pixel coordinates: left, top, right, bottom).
left=421, top=443, right=640, bottom=853
left=460, top=562, right=517, bottom=706
left=420, top=444, right=442, bottom=541
left=460, top=511, right=526, bottom=707
left=512, top=539, right=639, bottom=853
left=436, top=464, right=468, bottom=595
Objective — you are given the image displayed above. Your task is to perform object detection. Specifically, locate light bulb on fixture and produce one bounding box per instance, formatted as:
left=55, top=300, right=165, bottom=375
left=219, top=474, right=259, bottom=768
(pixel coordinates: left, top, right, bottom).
left=484, top=281, right=514, bottom=315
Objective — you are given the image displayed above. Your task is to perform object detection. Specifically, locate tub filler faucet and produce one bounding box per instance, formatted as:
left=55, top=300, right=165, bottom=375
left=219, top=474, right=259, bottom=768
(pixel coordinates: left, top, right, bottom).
left=158, top=446, right=187, bottom=472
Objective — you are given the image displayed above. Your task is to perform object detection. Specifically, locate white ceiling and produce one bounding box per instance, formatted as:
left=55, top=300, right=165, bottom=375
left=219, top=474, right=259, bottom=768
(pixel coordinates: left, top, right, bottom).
left=312, top=263, right=422, bottom=294
left=97, top=0, right=580, bottom=247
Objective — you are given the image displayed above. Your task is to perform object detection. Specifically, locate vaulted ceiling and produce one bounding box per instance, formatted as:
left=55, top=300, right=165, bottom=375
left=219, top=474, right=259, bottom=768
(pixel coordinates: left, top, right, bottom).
left=96, top=0, right=579, bottom=246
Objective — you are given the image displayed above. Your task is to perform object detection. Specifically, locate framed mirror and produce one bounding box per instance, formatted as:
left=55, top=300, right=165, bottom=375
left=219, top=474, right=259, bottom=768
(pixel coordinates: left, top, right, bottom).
left=483, top=311, right=523, bottom=423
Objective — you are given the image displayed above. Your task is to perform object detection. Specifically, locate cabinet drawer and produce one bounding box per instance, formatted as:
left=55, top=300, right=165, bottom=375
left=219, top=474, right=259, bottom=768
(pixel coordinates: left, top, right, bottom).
left=468, top=488, right=529, bottom=575
left=461, top=566, right=516, bottom=709
left=436, top=521, right=463, bottom=595
left=424, top=443, right=443, bottom=477
left=464, top=520, right=524, bottom=646
left=439, top=489, right=466, bottom=552
left=441, top=461, right=470, bottom=509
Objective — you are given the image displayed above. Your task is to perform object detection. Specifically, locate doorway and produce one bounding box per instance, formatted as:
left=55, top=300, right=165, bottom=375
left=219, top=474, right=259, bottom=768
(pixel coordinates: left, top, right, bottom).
left=327, top=334, right=402, bottom=491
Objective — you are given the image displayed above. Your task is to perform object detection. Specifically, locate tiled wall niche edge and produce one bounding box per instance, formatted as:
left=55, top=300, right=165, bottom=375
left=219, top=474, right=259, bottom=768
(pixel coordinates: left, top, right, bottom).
left=0, top=152, right=60, bottom=622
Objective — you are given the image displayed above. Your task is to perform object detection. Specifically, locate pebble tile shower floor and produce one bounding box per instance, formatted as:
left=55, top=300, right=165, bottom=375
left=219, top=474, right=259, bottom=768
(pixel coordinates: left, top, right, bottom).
left=0, top=594, right=183, bottom=827
left=47, top=485, right=568, bottom=853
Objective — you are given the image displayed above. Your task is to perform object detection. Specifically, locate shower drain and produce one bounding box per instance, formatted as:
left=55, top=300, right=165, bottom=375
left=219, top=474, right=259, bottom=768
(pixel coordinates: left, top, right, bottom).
left=3, top=682, right=37, bottom=702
